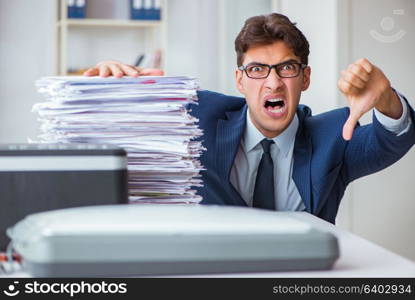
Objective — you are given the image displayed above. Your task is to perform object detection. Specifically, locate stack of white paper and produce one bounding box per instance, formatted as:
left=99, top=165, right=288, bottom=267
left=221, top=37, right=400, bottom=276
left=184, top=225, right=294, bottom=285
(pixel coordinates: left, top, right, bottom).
left=33, top=76, right=204, bottom=204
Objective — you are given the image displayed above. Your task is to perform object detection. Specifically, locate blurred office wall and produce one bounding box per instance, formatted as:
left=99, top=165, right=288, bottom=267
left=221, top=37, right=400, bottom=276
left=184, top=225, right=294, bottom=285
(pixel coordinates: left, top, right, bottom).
left=164, top=0, right=221, bottom=90
left=345, top=0, right=415, bottom=261
left=0, top=0, right=55, bottom=143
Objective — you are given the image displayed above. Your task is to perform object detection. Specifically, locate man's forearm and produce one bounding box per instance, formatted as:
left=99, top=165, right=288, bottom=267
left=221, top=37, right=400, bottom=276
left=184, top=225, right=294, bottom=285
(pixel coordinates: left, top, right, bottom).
left=374, top=91, right=412, bottom=136
left=375, top=88, right=403, bottom=119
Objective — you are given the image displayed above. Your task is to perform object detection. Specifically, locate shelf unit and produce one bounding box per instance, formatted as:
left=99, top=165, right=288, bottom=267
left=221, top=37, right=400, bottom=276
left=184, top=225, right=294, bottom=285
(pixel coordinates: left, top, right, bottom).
left=57, top=19, right=163, bottom=28
left=54, top=0, right=167, bottom=75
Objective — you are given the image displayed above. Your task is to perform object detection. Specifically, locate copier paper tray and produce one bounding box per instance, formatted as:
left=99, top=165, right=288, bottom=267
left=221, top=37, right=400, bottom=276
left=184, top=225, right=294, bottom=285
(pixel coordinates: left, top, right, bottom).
left=8, top=205, right=339, bottom=277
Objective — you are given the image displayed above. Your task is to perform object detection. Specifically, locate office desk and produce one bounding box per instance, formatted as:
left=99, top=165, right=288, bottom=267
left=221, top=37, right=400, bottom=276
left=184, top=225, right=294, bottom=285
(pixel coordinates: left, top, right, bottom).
left=2, top=212, right=414, bottom=277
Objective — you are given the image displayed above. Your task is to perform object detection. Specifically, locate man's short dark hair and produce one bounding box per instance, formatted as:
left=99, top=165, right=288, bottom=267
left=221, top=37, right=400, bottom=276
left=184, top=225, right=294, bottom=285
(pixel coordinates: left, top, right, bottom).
left=235, top=13, right=310, bottom=67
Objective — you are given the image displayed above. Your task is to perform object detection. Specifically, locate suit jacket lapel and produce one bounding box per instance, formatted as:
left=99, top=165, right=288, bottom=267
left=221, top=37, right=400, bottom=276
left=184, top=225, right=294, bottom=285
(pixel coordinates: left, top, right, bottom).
left=216, top=105, right=247, bottom=182
left=292, top=106, right=313, bottom=213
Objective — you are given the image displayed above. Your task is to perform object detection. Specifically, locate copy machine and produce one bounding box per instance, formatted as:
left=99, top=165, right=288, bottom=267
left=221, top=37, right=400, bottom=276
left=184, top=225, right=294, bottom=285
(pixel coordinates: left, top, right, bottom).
left=7, top=204, right=339, bottom=276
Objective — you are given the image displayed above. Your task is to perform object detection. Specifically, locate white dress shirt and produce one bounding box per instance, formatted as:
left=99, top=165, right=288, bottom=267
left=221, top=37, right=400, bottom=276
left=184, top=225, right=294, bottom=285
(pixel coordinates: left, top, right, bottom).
left=229, top=94, right=411, bottom=211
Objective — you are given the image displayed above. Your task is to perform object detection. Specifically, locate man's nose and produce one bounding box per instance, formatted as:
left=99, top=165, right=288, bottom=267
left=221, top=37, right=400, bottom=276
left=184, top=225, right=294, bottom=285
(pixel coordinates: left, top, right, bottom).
left=264, top=67, right=284, bottom=90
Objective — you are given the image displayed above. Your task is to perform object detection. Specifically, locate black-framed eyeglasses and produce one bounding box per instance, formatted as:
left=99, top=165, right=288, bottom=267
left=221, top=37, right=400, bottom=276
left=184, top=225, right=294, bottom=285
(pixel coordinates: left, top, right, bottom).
left=238, top=60, right=307, bottom=79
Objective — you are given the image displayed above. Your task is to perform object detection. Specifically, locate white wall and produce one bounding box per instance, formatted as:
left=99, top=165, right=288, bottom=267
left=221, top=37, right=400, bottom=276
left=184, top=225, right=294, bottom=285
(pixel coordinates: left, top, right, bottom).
left=346, top=0, right=415, bottom=261
left=0, top=0, right=55, bottom=143
left=164, top=0, right=221, bottom=91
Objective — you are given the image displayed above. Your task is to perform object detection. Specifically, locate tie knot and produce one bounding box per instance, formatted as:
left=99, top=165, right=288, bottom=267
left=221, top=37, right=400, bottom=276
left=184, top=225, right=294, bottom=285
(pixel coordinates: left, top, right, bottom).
left=260, top=139, right=274, bottom=154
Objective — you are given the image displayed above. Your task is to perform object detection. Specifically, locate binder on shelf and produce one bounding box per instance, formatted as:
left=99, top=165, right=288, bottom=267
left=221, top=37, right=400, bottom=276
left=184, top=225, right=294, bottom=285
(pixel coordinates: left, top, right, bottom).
left=153, top=0, right=161, bottom=20
left=75, top=0, right=86, bottom=18
left=130, top=0, right=145, bottom=20
left=67, top=0, right=77, bottom=18
left=143, top=0, right=153, bottom=20
left=130, top=0, right=161, bottom=20
left=67, top=0, right=86, bottom=19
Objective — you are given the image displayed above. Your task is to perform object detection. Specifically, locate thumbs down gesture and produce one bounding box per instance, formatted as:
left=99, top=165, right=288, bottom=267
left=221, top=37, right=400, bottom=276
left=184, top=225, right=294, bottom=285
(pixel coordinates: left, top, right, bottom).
left=338, top=58, right=402, bottom=140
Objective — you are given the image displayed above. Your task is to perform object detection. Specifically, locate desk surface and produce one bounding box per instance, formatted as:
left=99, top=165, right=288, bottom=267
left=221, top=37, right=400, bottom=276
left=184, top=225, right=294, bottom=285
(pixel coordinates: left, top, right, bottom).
left=2, top=212, right=414, bottom=277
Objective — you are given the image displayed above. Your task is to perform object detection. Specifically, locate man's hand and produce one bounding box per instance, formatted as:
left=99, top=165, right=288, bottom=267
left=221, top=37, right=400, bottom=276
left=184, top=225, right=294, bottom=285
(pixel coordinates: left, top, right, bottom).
left=83, top=60, right=164, bottom=78
left=338, top=58, right=402, bottom=140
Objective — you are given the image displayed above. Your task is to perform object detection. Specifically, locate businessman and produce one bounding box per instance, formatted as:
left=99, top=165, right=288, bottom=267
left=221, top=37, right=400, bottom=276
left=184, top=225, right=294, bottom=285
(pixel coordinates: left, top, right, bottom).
left=84, top=13, right=415, bottom=223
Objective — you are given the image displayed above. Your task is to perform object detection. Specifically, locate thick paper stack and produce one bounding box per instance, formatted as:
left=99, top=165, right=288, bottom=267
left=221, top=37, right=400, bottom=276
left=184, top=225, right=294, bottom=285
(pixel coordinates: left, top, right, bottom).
left=33, top=76, right=204, bottom=204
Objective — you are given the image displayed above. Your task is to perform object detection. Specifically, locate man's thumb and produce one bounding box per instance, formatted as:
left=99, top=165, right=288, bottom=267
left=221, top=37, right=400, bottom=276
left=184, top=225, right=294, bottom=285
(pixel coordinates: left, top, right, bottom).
left=342, top=110, right=360, bottom=141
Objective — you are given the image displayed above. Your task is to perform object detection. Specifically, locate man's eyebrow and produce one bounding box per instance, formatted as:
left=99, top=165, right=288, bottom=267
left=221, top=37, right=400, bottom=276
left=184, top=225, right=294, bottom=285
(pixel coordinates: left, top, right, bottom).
left=279, top=59, right=301, bottom=64
left=245, top=59, right=300, bottom=66
left=245, top=61, right=268, bottom=66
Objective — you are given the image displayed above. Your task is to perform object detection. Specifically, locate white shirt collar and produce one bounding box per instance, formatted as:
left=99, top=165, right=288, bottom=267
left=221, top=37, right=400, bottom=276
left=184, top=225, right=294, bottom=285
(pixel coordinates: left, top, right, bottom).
left=243, top=109, right=299, bottom=157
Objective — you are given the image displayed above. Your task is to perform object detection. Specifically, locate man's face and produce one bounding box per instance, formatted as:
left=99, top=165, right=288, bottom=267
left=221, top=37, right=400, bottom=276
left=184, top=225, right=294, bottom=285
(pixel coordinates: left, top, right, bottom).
left=235, top=41, right=311, bottom=138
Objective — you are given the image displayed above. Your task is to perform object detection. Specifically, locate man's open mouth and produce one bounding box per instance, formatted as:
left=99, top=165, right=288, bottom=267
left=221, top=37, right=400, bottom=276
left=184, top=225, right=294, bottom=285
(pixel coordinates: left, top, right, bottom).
left=264, top=98, right=285, bottom=113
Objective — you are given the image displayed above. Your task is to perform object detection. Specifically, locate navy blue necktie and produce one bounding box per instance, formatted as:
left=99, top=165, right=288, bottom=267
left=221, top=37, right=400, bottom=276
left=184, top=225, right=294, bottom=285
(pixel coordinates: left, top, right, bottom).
left=253, top=139, right=276, bottom=210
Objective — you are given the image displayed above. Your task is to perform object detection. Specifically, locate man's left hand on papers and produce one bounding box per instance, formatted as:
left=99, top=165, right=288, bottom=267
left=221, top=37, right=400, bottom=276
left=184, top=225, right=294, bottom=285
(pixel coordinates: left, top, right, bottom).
left=83, top=60, right=164, bottom=78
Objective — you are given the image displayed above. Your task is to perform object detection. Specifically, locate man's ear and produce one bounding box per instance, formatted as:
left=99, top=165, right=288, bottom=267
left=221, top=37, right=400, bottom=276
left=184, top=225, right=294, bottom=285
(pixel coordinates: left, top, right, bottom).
left=302, top=66, right=311, bottom=91
left=235, top=69, right=245, bottom=94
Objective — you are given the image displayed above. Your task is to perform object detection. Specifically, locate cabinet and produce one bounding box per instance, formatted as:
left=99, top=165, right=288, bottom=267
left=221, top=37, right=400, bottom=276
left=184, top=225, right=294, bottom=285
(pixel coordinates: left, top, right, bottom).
left=55, top=0, right=167, bottom=75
